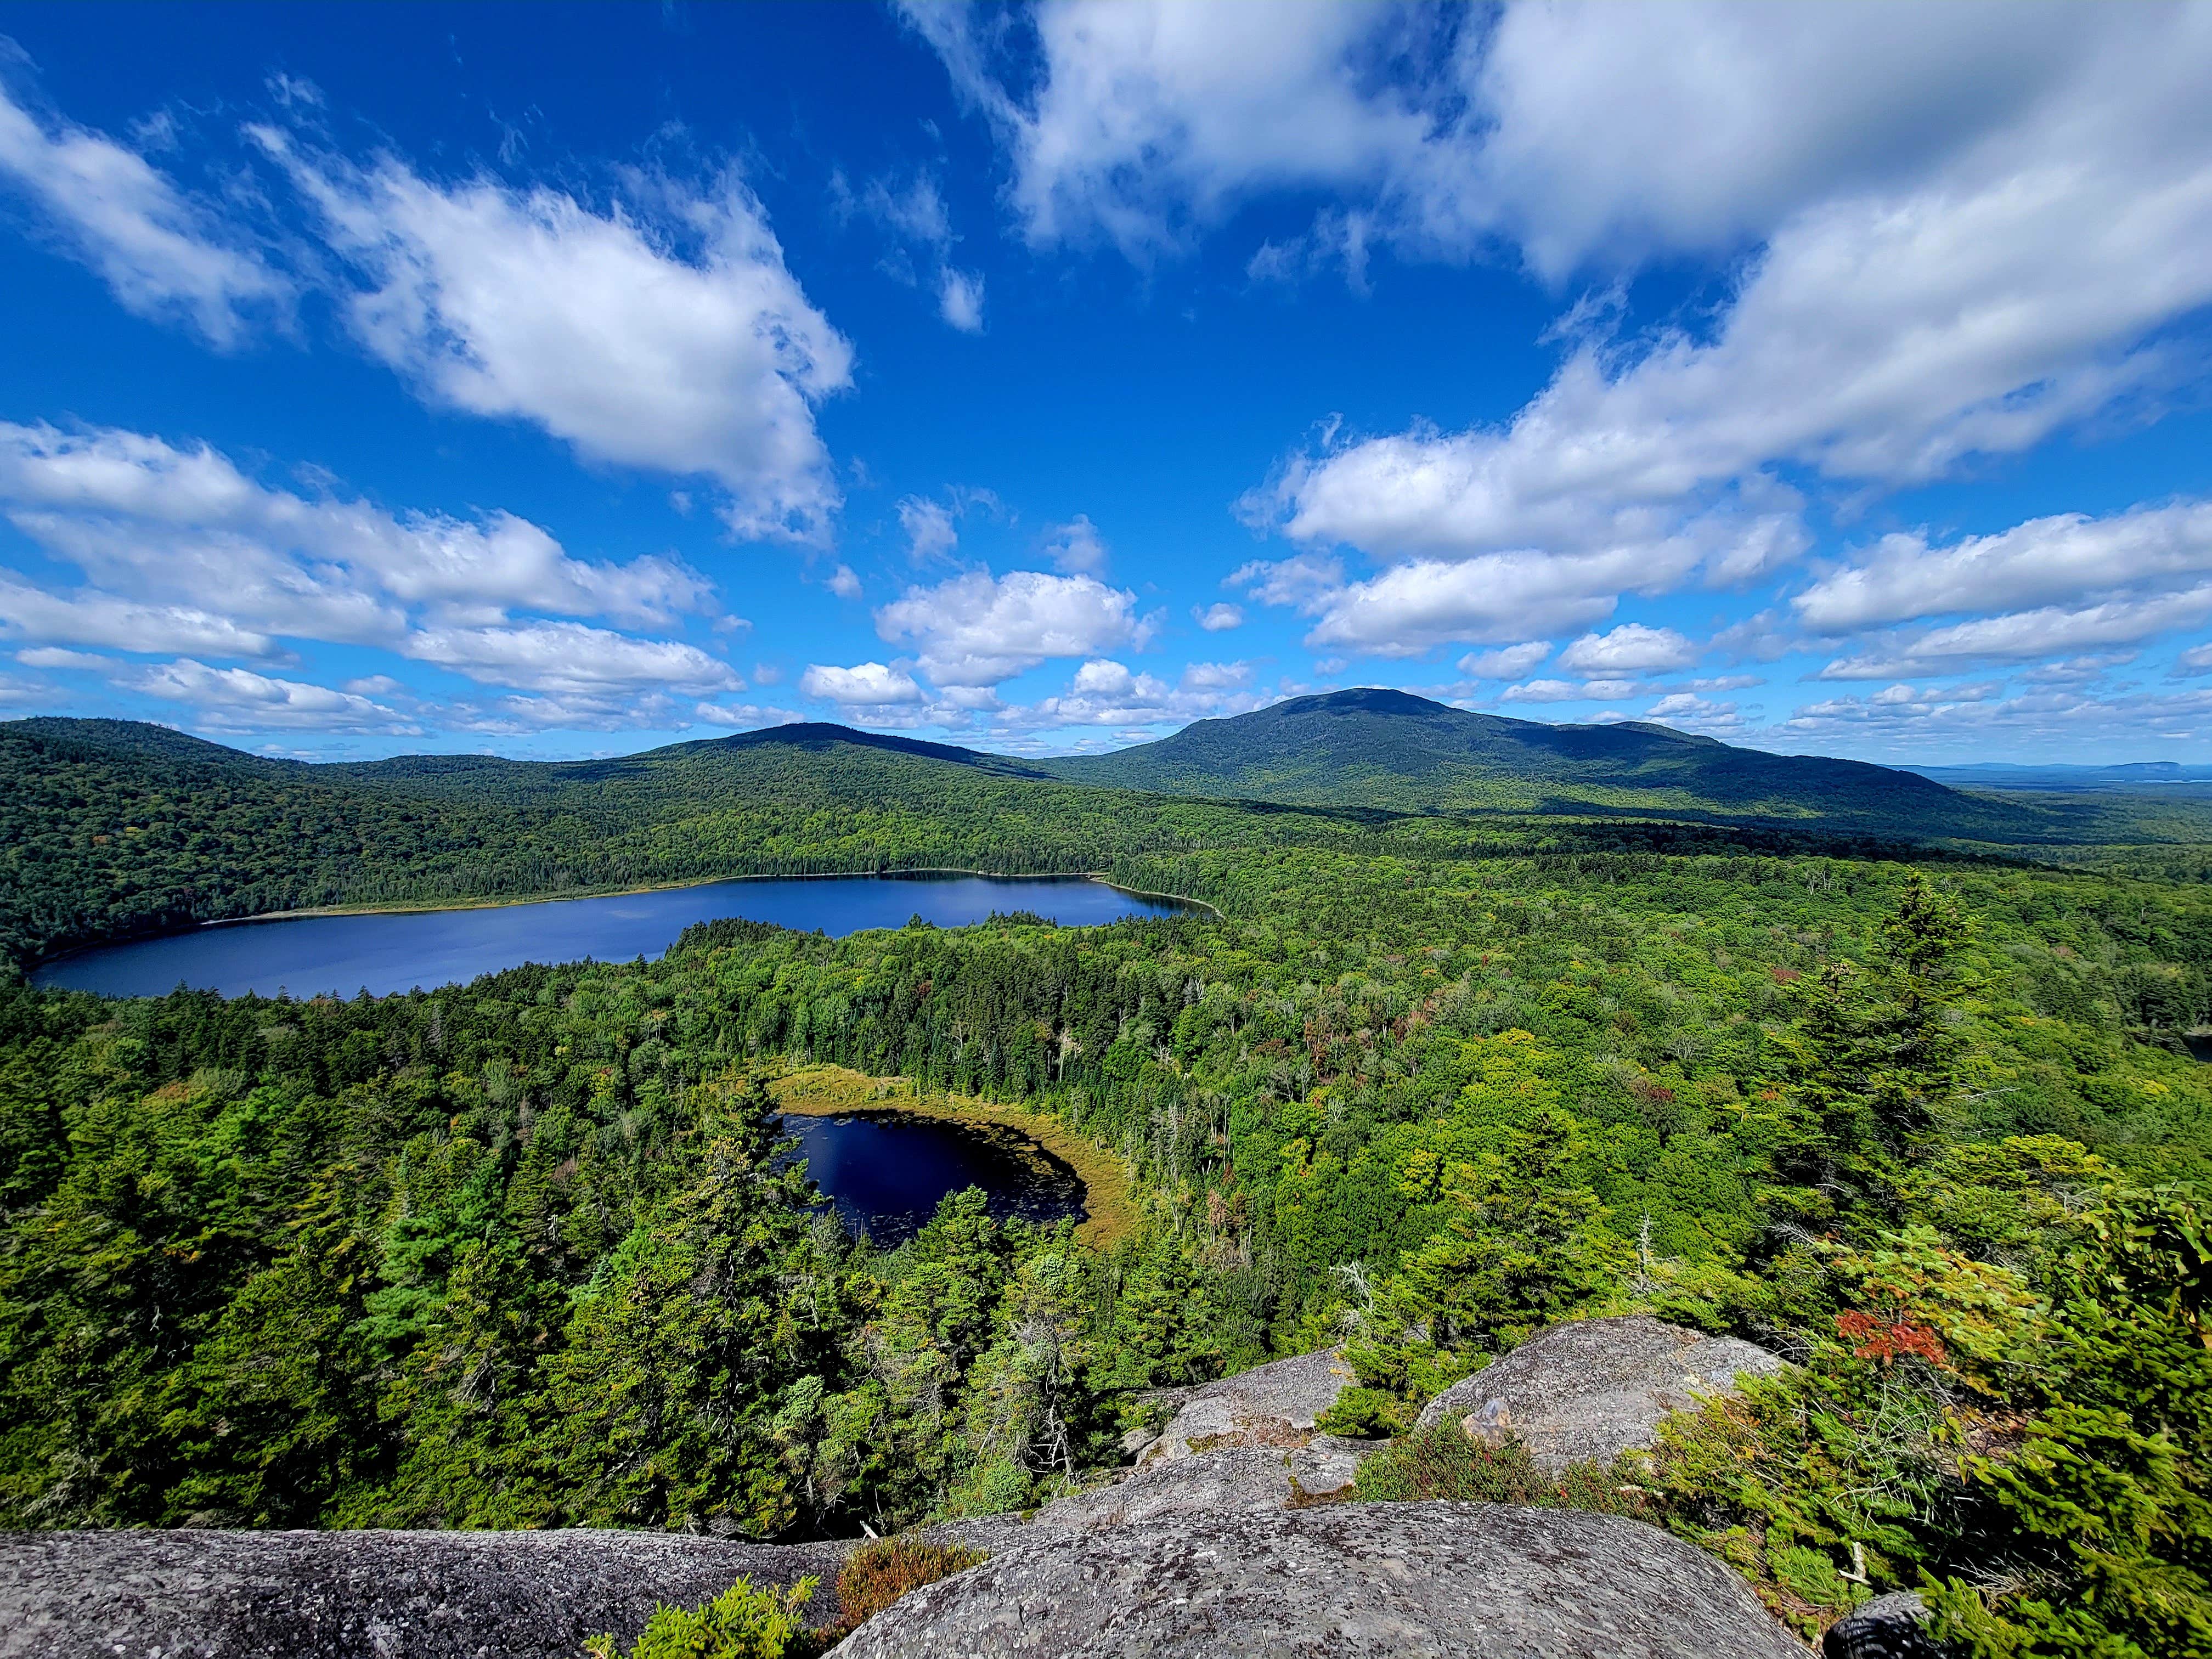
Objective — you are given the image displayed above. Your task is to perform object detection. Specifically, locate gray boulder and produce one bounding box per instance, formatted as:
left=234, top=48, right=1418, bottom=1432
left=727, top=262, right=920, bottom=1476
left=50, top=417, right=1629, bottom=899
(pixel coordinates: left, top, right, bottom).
left=1136, top=1346, right=1355, bottom=1466
left=827, top=1501, right=1809, bottom=1659
left=1414, top=1315, right=1791, bottom=1471
left=1286, top=1434, right=1372, bottom=1502
left=1824, top=1592, right=1948, bottom=1658
left=0, top=1527, right=847, bottom=1659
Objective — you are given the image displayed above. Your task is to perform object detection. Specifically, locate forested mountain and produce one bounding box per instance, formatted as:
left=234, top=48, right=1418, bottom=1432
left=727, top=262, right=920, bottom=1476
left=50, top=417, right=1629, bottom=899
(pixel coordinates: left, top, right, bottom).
left=1040, top=689, right=2039, bottom=831
left=14, top=708, right=2212, bottom=974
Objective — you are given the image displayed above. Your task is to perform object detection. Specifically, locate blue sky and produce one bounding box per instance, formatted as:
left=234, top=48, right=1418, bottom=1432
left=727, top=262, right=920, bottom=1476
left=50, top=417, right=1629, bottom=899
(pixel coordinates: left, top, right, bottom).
left=1, top=1, right=2209, bottom=765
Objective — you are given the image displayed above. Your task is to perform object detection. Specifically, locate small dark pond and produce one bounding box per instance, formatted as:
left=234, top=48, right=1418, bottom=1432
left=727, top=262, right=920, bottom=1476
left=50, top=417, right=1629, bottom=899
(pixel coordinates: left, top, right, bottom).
left=32, top=873, right=1182, bottom=1000
left=780, top=1110, right=1086, bottom=1245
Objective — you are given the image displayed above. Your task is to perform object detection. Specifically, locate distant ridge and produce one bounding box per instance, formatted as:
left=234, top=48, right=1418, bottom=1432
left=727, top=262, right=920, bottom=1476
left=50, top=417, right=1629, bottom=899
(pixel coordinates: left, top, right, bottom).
left=1038, top=687, right=2013, bottom=831
left=1902, top=759, right=2212, bottom=791
left=2, top=697, right=2069, bottom=849
left=1, top=715, right=304, bottom=772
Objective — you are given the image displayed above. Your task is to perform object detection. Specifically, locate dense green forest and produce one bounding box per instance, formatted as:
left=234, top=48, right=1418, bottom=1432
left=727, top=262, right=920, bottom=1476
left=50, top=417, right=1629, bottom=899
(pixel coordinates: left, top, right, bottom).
left=2, top=712, right=2210, bottom=1654
left=13, top=708, right=2212, bottom=975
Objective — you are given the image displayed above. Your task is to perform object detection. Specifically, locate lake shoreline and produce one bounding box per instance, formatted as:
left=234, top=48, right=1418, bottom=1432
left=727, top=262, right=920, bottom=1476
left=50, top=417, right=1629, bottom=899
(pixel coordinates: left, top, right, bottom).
left=770, top=1064, right=1142, bottom=1250
left=29, top=872, right=1211, bottom=998
left=194, top=867, right=1221, bottom=928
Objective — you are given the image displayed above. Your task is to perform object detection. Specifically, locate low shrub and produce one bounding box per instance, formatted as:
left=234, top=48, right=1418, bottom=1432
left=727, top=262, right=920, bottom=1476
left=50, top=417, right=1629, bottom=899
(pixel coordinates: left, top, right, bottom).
left=583, top=1576, right=819, bottom=1659
left=826, top=1537, right=989, bottom=1640
left=1352, top=1418, right=1646, bottom=1518
left=580, top=1539, right=989, bottom=1659
left=1316, top=1385, right=1410, bottom=1438
left=592, top=1548, right=1000, bottom=1659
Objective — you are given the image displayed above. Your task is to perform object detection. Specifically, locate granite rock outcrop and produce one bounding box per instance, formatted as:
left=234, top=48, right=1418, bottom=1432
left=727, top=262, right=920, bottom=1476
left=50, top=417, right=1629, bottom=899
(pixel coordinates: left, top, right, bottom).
left=0, top=1527, right=847, bottom=1659
left=1129, top=1345, right=1357, bottom=1466
left=1413, top=1314, right=1792, bottom=1470
left=832, top=1501, right=1809, bottom=1659
left=1, top=1319, right=1814, bottom=1659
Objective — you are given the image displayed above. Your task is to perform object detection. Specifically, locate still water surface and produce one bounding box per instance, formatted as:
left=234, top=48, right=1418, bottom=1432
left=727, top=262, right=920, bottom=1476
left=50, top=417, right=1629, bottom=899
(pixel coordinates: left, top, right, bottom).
left=33, top=873, right=1180, bottom=1000
left=780, top=1110, right=1086, bottom=1245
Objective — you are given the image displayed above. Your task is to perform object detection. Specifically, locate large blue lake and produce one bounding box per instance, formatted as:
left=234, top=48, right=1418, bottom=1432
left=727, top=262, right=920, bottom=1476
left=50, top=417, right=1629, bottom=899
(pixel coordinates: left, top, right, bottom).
left=32, top=873, right=1181, bottom=1000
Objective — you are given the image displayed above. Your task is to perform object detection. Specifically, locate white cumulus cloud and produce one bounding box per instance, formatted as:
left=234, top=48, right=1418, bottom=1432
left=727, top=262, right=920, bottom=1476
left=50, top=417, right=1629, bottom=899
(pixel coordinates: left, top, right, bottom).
left=1558, top=624, right=1697, bottom=674
left=1018, top=657, right=1262, bottom=728
left=1456, top=641, right=1550, bottom=679
left=0, top=420, right=710, bottom=652
left=127, top=657, right=413, bottom=733
left=1043, top=514, right=1109, bottom=575
left=1802, top=500, right=2212, bottom=677
left=402, top=622, right=741, bottom=696
left=1502, top=678, right=1637, bottom=704
left=1272, top=549, right=1676, bottom=657
left=254, top=128, right=852, bottom=544
left=900, top=0, right=1445, bottom=262
left=800, top=660, right=926, bottom=705
left=1796, top=501, right=2212, bottom=633
left=874, top=568, right=1149, bottom=686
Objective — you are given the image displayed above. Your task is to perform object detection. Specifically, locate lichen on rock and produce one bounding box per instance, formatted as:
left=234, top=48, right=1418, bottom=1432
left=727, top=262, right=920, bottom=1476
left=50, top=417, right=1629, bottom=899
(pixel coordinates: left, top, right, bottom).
left=0, top=1527, right=848, bottom=1659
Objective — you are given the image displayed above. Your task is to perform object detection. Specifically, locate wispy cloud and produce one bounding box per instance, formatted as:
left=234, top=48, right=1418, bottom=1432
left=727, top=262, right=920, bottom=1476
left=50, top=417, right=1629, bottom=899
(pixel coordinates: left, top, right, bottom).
left=0, top=66, right=290, bottom=344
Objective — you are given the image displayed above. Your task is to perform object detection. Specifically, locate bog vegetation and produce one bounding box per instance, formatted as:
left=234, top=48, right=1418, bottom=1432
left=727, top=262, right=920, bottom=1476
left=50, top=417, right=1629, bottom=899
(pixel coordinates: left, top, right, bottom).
left=1, top=716, right=2209, bottom=1657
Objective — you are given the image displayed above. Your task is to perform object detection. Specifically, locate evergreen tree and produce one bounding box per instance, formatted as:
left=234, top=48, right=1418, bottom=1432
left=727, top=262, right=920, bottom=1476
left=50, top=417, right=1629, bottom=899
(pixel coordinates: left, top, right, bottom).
left=529, top=1091, right=842, bottom=1534
left=1346, top=1108, right=1627, bottom=1413
left=156, top=1212, right=382, bottom=1525
left=1764, top=871, right=1971, bottom=1220
left=1933, top=1188, right=2212, bottom=1657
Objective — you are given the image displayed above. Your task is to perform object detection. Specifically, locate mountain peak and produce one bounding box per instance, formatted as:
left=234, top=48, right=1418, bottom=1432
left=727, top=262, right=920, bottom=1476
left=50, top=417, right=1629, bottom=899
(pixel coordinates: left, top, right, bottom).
left=1267, top=687, right=1455, bottom=719
left=699, top=720, right=1049, bottom=777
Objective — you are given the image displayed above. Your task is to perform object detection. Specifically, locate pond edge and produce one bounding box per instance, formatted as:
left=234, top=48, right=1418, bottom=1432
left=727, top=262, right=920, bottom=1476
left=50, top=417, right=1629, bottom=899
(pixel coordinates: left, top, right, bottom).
left=768, top=1063, right=1142, bottom=1250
